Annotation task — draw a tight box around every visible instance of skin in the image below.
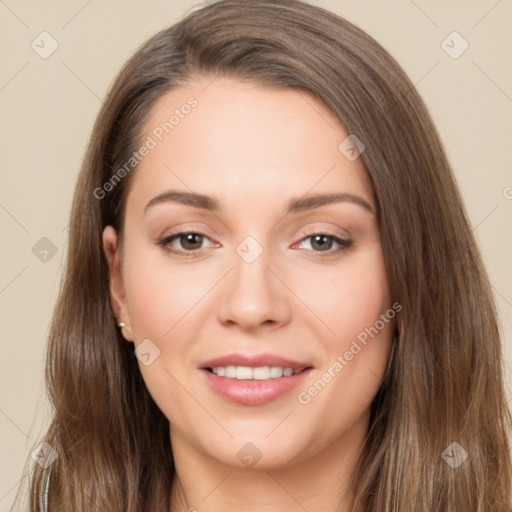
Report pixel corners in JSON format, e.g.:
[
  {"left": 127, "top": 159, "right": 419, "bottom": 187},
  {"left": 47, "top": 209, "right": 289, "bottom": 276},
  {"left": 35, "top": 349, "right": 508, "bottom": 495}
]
[{"left": 103, "top": 76, "right": 395, "bottom": 512}]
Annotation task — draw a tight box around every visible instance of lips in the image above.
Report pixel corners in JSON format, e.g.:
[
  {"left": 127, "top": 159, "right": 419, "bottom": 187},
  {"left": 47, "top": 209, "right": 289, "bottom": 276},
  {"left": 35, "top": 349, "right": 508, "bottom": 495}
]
[
  {"left": 200, "top": 353, "right": 313, "bottom": 406},
  {"left": 209, "top": 366, "right": 302, "bottom": 379},
  {"left": 201, "top": 353, "right": 311, "bottom": 371}
]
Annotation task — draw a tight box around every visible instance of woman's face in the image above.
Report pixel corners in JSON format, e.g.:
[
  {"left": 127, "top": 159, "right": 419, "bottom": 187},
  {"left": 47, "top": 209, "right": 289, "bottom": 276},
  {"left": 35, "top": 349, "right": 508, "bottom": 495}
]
[{"left": 104, "top": 77, "right": 395, "bottom": 469}]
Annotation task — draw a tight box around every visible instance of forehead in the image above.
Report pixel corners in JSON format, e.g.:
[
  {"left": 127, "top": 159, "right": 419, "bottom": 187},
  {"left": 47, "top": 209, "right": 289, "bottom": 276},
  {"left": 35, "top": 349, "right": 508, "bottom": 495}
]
[{"left": 126, "top": 76, "right": 374, "bottom": 214}]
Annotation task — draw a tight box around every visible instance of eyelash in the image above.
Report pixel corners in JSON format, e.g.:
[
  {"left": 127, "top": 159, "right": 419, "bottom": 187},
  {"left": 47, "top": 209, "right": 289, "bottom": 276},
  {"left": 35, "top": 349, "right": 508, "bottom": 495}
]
[{"left": 156, "top": 230, "right": 352, "bottom": 258}]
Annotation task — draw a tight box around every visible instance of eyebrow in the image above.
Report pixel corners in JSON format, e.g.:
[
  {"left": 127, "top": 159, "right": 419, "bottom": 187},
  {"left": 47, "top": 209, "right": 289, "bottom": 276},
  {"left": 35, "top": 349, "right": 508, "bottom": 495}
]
[{"left": 144, "top": 190, "right": 375, "bottom": 214}]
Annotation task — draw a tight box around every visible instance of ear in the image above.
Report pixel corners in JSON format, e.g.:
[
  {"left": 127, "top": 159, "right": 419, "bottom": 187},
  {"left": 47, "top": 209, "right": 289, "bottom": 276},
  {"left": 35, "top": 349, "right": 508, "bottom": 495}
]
[{"left": 102, "top": 226, "right": 134, "bottom": 341}]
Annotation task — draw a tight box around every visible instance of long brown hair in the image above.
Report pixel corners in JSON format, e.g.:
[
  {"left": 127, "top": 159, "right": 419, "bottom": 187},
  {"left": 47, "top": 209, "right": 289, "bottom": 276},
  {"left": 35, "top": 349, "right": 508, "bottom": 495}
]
[{"left": 14, "top": 0, "right": 511, "bottom": 510}]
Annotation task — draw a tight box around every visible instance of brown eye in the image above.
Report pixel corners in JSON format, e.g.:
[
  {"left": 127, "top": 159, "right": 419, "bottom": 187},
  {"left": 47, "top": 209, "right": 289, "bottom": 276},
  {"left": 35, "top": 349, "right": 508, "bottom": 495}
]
[
  {"left": 295, "top": 233, "right": 352, "bottom": 255},
  {"left": 157, "top": 231, "right": 214, "bottom": 257},
  {"left": 310, "top": 234, "right": 335, "bottom": 251},
  {"left": 177, "top": 233, "right": 204, "bottom": 251}
]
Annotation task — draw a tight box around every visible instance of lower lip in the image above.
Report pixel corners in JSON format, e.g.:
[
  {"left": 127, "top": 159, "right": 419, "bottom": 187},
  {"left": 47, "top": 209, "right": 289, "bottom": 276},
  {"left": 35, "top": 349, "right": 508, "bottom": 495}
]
[{"left": 201, "top": 368, "right": 312, "bottom": 406}]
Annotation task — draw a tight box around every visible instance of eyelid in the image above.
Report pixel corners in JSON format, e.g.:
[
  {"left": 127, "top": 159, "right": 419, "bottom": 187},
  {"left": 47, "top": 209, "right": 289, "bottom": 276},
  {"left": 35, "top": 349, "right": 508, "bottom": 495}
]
[
  {"left": 156, "top": 223, "right": 218, "bottom": 244},
  {"left": 297, "top": 225, "right": 352, "bottom": 241}
]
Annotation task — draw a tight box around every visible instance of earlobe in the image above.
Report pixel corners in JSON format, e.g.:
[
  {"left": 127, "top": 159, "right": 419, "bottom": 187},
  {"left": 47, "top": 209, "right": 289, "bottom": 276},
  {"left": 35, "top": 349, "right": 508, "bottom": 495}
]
[{"left": 102, "top": 226, "right": 134, "bottom": 341}]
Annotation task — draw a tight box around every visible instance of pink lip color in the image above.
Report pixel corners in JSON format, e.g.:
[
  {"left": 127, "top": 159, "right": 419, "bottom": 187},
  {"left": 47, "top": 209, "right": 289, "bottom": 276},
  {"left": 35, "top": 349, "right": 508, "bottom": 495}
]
[
  {"left": 200, "top": 353, "right": 313, "bottom": 406},
  {"left": 201, "top": 368, "right": 312, "bottom": 406},
  {"left": 201, "top": 353, "right": 310, "bottom": 371}
]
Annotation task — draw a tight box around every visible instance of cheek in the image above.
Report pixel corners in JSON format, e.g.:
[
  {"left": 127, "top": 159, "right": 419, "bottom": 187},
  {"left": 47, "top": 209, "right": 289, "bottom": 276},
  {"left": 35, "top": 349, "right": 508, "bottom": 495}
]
[
  {"left": 120, "top": 242, "right": 209, "bottom": 420},
  {"left": 291, "top": 247, "right": 394, "bottom": 408},
  {"left": 122, "top": 242, "right": 211, "bottom": 340},
  {"left": 294, "top": 247, "right": 392, "bottom": 344}
]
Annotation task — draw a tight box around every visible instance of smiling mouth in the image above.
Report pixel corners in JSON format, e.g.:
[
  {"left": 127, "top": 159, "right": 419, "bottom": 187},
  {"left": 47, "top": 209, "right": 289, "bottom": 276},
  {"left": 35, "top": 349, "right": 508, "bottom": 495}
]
[
  {"left": 201, "top": 361, "right": 314, "bottom": 405},
  {"left": 205, "top": 365, "right": 311, "bottom": 380}
]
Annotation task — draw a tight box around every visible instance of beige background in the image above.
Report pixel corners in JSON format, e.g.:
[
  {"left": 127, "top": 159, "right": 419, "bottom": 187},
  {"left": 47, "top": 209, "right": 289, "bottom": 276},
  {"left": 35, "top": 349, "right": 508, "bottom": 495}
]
[{"left": 1, "top": 0, "right": 511, "bottom": 507}]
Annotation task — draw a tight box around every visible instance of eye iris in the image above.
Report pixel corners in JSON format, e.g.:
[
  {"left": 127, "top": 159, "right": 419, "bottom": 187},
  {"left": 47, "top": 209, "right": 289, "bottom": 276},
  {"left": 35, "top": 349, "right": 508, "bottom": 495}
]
[
  {"left": 181, "top": 233, "right": 203, "bottom": 250},
  {"left": 311, "top": 234, "right": 333, "bottom": 251}
]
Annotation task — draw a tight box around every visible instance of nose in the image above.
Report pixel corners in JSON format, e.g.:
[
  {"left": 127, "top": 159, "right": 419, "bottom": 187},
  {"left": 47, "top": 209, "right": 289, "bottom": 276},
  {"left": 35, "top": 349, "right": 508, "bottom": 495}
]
[{"left": 216, "top": 241, "right": 291, "bottom": 331}]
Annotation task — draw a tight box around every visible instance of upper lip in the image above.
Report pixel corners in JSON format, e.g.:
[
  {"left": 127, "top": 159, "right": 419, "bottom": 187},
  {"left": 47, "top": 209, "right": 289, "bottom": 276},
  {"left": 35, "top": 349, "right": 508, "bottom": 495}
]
[{"left": 201, "top": 353, "right": 312, "bottom": 371}]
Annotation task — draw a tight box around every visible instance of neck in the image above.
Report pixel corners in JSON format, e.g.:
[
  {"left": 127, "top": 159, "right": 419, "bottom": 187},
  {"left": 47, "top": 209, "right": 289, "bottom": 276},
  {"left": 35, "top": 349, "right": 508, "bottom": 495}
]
[{"left": 169, "top": 412, "right": 369, "bottom": 512}]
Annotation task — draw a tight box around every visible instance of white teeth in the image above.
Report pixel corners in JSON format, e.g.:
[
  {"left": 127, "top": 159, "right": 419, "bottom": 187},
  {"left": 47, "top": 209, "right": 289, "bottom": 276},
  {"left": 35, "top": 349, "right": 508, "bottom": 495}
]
[
  {"left": 225, "top": 365, "right": 237, "bottom": 378},
  {"left": 269, "top": 366, "right": 283, "bottom": 378},
  {"left": 253, "top": 366, "right": 271, "bottom": 380},
  {"left": 236, "top": 366, "right": 253, "bottom": 379},
  {"left": 210, "top": 366, "right": 302, "bottom": 380}
]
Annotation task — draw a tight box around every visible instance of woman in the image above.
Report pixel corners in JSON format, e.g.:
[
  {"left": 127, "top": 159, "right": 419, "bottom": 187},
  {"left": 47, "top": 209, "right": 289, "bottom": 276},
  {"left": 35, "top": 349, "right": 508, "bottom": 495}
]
[{"left": 15, "top": 0, "right": 511, "bottom": 510}]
